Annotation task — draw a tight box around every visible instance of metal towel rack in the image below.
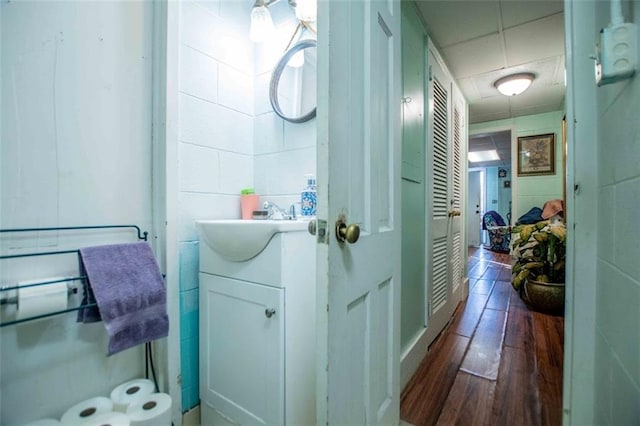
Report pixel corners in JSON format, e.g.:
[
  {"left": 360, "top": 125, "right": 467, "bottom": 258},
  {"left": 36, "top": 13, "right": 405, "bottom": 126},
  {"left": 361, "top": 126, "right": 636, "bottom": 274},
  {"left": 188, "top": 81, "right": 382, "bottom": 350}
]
[{"left": 0, "top": 225, "right": 149, "bottom": 327}]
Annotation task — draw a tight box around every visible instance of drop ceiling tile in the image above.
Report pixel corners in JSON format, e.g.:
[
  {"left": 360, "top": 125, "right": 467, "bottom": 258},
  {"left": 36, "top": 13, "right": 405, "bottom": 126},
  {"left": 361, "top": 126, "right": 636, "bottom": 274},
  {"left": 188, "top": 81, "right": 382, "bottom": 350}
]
[
  {"left": 415, "top": 0, "right": 500, "bottom": 48},
  {"left": 508, "top": 84, "right": 565, "bottom": 109},
  {"left": 469, "top": 96, "right": 511, "bottom": 124},
  {"left": 442, "top": 33, "right": 505, "bottom": 78},
  {"left": 504, "top": 13, "right": 565, "bottom": 66},
  {"left": 468, "top": 137, "right": 495, "bottom": 151},
  {"left": 458, "top": 77, "right": 482, "bottom": 102},
  {"left": 509, "top": 85, "right": 565, "bottom": 112},
  {"left": 510, "top": 102, "right": 563, "bottom": 118},
  {"left": 500, "top": 0, "right": 563, "bottom": 29},
  {"left": 470, "top": 110, "right": 512, "bottom": 124}
]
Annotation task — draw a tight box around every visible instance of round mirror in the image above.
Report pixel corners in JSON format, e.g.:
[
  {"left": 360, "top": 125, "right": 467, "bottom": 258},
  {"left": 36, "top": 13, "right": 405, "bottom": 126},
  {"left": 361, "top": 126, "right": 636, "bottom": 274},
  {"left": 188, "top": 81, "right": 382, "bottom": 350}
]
[{"left": 269, "top": 39, "right": 317, "bottom": 123}]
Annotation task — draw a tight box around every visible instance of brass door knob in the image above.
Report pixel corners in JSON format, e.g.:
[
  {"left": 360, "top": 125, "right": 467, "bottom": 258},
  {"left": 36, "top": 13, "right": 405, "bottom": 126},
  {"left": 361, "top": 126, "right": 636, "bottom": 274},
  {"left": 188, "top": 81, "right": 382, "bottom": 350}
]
[{"left": 336, "top": 221, "right": 360, "bottom": 244}]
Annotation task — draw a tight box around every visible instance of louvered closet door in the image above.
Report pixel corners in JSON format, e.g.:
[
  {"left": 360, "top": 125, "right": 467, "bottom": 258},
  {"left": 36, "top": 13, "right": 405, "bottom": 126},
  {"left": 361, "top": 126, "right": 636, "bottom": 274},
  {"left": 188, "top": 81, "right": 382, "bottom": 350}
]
[
  {"left": 451, "top": 88, "right": 464, "bottom": 295},
  {"left": 425, "top": 48, "right": 453, "bottom": 344}
]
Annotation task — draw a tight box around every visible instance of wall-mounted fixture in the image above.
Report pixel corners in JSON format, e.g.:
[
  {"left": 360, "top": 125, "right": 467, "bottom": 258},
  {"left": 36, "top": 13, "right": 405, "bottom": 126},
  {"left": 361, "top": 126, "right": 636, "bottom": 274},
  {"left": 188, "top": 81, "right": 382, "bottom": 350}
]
[
  {"left": 250, "top": 0, "right": 317, "bottom": 43},
  {"left": 593, "top": 0, "right": 637, "bottom": 86},
  {"left": 493, "top": 73, "right": 535, "bottom": 96}
]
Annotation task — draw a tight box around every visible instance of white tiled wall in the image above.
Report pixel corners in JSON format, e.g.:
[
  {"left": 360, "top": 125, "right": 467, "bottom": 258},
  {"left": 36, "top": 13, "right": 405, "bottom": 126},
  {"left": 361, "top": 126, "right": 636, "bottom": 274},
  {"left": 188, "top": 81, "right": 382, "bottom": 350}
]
[
  {"left": 591, "top": 2, "right": 640, "bottom": 424},
  {"left": 178, "top": 1, "right": 316, "bottom": 243}
]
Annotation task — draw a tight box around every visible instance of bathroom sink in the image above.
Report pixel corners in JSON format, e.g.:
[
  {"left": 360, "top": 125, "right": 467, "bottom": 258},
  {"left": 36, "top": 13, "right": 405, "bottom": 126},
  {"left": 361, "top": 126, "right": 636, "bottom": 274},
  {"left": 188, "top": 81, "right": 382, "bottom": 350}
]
[{"left": 196, "top": 219, "right": 309, "bottom": 262}]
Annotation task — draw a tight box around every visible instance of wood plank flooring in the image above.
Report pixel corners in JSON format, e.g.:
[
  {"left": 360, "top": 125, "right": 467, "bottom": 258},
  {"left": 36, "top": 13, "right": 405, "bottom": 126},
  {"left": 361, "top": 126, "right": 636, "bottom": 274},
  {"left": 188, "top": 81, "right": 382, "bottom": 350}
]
[{"left": 400, "top": 247, "right": 564, "bottom": 426}]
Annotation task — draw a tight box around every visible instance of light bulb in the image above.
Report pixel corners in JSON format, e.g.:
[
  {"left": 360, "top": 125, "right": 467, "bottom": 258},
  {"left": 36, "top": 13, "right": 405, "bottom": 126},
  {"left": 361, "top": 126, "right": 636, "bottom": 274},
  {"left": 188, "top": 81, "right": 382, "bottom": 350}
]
[{"left": 250, "top": 4, "right": 274, "bottom": 42}]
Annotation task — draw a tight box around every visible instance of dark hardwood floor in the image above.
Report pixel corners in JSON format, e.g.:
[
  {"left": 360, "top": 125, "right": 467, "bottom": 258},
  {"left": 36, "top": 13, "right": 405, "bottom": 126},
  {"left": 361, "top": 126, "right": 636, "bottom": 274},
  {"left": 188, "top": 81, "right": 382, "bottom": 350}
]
[{"left": 400, "top": 247, "right": 564, "bottom": 426}]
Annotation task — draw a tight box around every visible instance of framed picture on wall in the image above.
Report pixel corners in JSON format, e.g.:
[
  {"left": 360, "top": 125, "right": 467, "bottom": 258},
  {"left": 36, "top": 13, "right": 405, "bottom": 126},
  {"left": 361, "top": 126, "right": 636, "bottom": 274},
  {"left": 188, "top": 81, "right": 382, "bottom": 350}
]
[{"left": 517, "top": 133, "right": 555, "bottom": 176}]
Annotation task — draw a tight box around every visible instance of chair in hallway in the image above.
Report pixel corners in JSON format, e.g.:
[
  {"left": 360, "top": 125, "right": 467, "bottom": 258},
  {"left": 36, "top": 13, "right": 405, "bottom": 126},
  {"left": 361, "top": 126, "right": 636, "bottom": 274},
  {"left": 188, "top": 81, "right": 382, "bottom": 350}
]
[{"left": 483, "top": 210, "right": 510, "bottom": 253}]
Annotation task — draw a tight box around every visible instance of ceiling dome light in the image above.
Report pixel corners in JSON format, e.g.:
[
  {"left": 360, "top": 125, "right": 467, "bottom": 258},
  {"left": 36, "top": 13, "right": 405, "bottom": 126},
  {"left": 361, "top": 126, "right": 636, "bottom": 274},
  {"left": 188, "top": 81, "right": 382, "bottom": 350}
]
[{"left": 494, "top": 73, "right": 535, "bottom": 96}]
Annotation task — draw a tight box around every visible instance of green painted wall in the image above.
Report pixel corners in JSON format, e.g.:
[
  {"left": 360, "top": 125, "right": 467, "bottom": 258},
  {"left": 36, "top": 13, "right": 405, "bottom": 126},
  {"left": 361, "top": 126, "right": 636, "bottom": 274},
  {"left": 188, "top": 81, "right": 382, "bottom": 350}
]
[
  {"left": 470, "top": 110, "right": 565, "bottom": 219},
  {"left": 400, "top": 3, "right": 426, "bottom": 349}
]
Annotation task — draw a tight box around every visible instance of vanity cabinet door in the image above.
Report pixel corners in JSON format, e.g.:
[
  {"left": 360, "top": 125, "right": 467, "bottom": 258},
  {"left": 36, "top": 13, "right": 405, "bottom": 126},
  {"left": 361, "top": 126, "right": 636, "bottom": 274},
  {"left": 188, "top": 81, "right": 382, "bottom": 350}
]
[{"left": 199, "top": 273, "right": 284, "bottom": 425}]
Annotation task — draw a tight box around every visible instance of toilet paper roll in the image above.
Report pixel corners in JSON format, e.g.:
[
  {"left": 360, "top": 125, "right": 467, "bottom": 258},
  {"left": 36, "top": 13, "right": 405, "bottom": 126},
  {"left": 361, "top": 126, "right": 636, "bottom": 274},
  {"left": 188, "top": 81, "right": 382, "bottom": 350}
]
[
  {"left": 81, "top": 412, "right": 130, "bottom": 426},
  {"left": 22, "top": 419, "right": 61, "bottom": 426},
  {"left": 17, "top": 278, "right": 68, "bottom": 322},
  {"left": 110, "top": 378, "right": 155, "bottom": 412},
  {"left": 60, "top": 396, "right": 114, "bottom": 425},
  {"left": 125, "top": 393, "right": 172, "bottom": 426}
]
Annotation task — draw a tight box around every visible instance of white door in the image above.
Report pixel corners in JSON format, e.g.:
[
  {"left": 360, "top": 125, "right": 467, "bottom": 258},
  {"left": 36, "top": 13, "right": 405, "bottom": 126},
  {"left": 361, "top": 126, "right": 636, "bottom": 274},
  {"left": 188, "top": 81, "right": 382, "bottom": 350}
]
[
  {"left": 427, "top": 43, "right": 462, "bottom": 342},
  {"left": 316, "top": 0, "right": 401, "bottom": 424},
  {"left": 467, "top": 170, "right": 483, "bottom": 247}
]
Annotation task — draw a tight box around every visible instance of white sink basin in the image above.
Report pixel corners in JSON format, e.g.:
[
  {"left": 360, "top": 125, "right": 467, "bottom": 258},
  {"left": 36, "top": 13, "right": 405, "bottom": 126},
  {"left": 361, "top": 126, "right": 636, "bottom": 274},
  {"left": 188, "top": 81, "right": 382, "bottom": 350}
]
[{"left": 196, "top": 219, "right": 309, "bottom": 262}]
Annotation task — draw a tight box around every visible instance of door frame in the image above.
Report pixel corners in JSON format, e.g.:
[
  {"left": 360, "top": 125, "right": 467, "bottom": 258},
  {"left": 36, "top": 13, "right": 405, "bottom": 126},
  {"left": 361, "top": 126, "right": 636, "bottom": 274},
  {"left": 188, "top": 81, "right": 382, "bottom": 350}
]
[{"left": 468, "top": 125, "right": 517, "bottom": 227}]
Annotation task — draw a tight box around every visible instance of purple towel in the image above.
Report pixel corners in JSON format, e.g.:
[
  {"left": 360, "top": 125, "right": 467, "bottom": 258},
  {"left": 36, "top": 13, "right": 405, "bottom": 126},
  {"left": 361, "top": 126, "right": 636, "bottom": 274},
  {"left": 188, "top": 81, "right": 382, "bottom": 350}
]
[{"left": 77, "top": 242, "right": 169, "bottom": 356}]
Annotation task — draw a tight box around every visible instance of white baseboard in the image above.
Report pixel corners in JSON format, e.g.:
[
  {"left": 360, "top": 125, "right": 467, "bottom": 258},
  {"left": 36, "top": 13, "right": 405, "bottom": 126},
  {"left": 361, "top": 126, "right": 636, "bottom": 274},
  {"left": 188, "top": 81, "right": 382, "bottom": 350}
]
[{"left": 400, "top": 327, "right": 430, "bottom": 390}]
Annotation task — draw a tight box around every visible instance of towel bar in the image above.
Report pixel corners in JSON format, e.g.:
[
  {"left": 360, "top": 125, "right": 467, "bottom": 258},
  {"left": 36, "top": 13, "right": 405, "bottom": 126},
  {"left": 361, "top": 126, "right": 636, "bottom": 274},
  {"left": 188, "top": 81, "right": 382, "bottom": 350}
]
[{"left": 0, "top": 224, "right": 148, "bottom": 327}]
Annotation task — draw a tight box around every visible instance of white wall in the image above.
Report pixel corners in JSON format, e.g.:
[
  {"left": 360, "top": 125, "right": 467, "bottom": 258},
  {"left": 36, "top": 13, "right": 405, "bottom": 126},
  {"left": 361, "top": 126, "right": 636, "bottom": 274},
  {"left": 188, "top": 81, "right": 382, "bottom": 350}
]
[
  {"left": 1, "top": 2, "right": 154, "bottom": 424},
  {"left": 174, "top": 0, "right": 316, "bottom": 413},
  {"left": 591, "top": 1, "right": 640, "bottom": 424}
]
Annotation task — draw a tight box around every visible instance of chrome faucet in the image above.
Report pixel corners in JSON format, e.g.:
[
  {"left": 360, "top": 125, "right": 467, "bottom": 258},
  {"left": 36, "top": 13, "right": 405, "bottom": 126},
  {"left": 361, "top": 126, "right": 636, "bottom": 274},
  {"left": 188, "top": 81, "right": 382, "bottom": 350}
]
[{"left": 263, "top": 201, "right": 295, "bottom": 220}]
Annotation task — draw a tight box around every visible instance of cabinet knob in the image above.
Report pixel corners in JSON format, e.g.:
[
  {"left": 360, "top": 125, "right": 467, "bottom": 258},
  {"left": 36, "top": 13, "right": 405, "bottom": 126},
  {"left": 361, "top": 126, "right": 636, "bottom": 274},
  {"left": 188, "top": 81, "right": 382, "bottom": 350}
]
[{"left": 265, "top": 308, "right": 276, "bottom": 318}]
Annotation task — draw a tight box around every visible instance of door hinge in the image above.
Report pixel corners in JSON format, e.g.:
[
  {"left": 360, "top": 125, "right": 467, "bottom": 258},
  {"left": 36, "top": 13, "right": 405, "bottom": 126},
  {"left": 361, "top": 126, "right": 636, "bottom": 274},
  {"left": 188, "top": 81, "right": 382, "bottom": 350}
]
[
  {"left": 326, "top": 304, "right": 329, "bottom": 312},
  {"left": 428, "top": 65, "right": 433, "bottom": 81},
  {"left": 428, "top": 301, "right": 432, "bottom": 317}
]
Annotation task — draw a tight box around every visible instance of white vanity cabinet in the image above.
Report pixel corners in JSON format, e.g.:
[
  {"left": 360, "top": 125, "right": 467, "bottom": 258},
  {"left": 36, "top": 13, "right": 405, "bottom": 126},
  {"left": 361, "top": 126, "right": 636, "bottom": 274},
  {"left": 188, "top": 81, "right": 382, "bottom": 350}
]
[{"left": 197, "top": 224, "right": 315, "bottom": 426}]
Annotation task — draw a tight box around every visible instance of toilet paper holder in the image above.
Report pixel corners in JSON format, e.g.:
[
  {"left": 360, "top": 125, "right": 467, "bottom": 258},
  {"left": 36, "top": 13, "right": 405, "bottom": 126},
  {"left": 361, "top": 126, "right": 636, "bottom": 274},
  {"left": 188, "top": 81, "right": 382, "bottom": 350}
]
[
  {"left": 0, "top": 224, "right": 149, "bottom": 327},
  {"left": 0, "top": 278, "right": 79, "bottom": 306}
]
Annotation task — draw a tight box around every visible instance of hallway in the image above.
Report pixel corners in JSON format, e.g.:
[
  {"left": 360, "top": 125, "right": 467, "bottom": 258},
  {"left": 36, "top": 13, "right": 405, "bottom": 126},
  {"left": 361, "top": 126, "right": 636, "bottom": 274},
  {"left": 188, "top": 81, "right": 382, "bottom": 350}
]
[{"left": 401, "top": 247, "right": 564, "bottom": 426}]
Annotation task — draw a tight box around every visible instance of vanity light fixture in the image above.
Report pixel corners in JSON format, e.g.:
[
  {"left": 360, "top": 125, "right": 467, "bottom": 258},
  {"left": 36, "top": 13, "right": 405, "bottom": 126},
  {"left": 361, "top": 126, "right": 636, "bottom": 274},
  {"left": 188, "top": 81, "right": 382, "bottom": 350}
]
[
  {"left": 250, "top": 0, "right": 317, "bottom": 43},
  {"left": 493, "top": 73, "right": 535, "bottom": 96}
]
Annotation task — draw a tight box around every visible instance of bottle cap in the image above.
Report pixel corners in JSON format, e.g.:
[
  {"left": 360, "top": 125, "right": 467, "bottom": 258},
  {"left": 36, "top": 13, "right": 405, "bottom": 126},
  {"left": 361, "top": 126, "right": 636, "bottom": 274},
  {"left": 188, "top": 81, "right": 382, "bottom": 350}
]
[
  {"left": 241, "top": 188, "right": 255, "bottom": 195},
  {"left": 305, "top": 174, "right": 316, "bottom": 187}
]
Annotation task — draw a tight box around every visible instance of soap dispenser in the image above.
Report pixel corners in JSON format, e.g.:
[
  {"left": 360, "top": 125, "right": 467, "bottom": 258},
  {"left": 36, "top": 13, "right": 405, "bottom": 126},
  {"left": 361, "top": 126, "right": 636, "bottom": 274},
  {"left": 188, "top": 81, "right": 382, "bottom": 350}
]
[{"left": 300, "top": 174, "right": 317, "bottom": 217}]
